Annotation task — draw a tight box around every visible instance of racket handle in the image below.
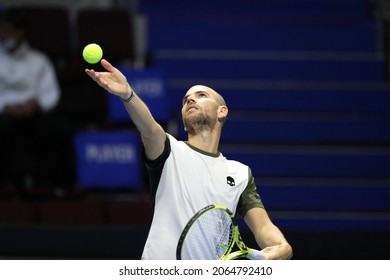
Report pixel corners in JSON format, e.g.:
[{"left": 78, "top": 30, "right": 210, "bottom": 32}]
[{"left": 247, "top": 249, "right": 266, "bottom": 260}]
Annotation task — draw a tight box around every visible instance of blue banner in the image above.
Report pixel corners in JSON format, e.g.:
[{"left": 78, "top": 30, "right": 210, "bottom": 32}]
[
  {"left": 74, "top": 131, "right": 142, "bottom": 190},
  {"left": 108, "top": 68, "right": 169, "bottom": 122}
]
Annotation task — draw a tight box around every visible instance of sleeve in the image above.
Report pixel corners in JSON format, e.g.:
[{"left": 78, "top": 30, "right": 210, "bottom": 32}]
[
  {"left": 236, "top": 167, "right": 264, "bottom": 218},
  {"left": 142, "top": 134, "right": 170, "bottom": 196}
]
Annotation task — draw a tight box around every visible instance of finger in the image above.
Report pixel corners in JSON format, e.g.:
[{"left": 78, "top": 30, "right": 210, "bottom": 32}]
[
  {"left": 101, "top": 59, "right": 115, "bottom": 72},
  {"left": 85, "top": 69, "right": 102, "bottom": 84},
  {"left": 85, "top": 69, "right": 96, "bottom": 78}
]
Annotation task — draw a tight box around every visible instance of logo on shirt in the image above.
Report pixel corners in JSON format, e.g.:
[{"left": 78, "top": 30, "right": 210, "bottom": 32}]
[{"left": 226, "top": 176, "right": 235, "bottom": 187}]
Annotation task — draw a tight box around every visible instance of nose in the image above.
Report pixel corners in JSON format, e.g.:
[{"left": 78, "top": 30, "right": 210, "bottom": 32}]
[
  {"left": 184, "top": 95, "right": 195, "bottom": 106},
  {"left": 187, "top": 97, "right": 195, "bottom": 104}
]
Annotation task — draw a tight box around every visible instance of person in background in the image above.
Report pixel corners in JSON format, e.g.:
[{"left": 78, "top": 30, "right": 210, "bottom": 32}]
[{"left": 0, "top": 8, "right": 75, "bottom": 191}]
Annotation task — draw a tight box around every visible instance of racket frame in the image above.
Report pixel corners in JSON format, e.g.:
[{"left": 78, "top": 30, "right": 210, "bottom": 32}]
[
  {"left": 218, "top": 205, "right": 251, "bottom": 260},
  {"left": 177, "top": 204, "right": 251, "bottom": 260}
]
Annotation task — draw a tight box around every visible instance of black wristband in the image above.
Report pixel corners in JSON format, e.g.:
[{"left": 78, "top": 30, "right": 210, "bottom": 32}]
[{"left": 121, "top": 89, "right": 134, "bottom": 102}]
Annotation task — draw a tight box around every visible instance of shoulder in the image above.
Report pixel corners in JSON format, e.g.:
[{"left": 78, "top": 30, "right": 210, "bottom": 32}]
[
  {"left": 222, "top": 155, "right": 250, "bottom": 175},
  {"left": 166, "top": 133, "right": 191, "bottom": 152}
]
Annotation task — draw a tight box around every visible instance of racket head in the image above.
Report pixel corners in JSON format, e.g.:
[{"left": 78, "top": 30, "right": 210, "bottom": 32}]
[{"left": 176, "top": 204, "right": 235, "bottom": 260}]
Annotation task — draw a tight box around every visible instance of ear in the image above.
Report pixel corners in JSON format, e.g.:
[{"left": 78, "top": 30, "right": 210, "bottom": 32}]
[{"left": 217, "top": 105, "right": 228, "bottom": 120}]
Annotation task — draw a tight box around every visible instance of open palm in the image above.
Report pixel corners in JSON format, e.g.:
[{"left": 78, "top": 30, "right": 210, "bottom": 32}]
[{"left": 85, "top": 59, "right": 130, "bottom": 98}]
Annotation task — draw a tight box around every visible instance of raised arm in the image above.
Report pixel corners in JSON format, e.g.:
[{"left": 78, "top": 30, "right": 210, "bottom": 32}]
[
  {"left": 244, "top": 207, "right": 293, "bottom": 260},
  {"left": 85, "top": 59, "right": 166, "bottom": 160}
]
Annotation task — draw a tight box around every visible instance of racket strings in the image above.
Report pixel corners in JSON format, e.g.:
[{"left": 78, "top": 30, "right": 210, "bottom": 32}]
[
  {"left": 181, "top": 208, "right": 233, "bottom": 260},
  {"left": 212, "top": 210, "right": 233, "bottom": 256}
]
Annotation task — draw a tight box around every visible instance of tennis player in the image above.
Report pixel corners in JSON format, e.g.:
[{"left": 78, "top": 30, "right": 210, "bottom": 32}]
[{"left": 86, "top": 59, "right": 293, "bottom": 260}]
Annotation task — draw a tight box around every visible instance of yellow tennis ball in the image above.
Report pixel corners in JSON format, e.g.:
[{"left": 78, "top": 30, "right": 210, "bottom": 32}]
[{"left": 82, "top": 43, "right": 103, "bottom": 64}]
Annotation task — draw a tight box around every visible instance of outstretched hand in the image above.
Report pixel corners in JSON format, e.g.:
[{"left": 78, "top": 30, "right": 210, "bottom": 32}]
[{"left": 85, "top": 59, "right": 132, "bottom": 99}]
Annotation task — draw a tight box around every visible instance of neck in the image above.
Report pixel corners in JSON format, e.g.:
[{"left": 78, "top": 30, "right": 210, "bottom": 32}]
[{"left": 186, "top": 129, "right": 221, "bottom": 154}]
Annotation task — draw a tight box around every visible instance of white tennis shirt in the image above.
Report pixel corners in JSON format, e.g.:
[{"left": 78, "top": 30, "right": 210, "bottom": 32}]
[{"left": 141, "top": 134, "right": 263, "bottom": 260}]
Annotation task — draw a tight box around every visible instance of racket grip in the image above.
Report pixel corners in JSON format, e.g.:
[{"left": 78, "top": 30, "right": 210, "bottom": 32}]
[{"left": 247, "top": 249, "right": 266, "bottom": 260}]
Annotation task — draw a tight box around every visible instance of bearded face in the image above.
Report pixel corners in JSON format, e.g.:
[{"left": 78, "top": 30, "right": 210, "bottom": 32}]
[
  {"left": 181, "top": 86, "right": 227, "bottom": 135},
  {"left": 183, "top": 109, "right": 217, "bottom": 135}
]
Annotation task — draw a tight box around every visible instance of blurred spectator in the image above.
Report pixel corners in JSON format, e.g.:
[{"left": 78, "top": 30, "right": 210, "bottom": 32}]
[{"left": 0, "top": 8, "right": 75, "bottom": 191}]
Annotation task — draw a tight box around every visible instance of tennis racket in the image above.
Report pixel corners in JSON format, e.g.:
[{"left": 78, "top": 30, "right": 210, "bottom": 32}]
[{"left": 176, "top": 204, "right": 266, "bottom": 260}]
